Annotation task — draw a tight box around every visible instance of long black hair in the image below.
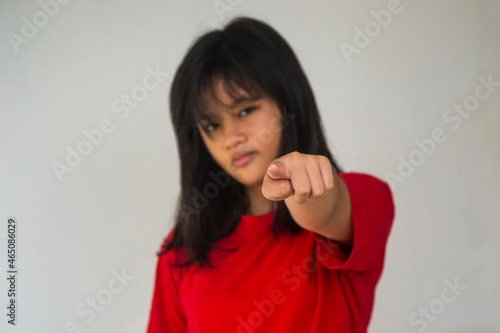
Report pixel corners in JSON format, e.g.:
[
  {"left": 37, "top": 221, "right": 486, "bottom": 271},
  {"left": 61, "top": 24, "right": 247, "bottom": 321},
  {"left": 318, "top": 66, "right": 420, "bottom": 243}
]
[{"left": 158, "top": 16, "right": 344, "bottom": 268}]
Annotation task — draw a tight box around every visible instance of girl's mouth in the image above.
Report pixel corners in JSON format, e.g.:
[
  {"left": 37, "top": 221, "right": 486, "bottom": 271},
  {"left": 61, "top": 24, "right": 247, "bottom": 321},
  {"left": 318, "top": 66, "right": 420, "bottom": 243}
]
[{"left": 233, "top": 152, "right": 256, "bottom": 167}]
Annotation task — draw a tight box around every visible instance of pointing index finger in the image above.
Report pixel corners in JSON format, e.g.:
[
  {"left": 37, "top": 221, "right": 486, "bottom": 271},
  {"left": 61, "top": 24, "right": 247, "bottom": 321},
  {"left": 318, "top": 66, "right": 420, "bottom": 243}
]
[{"left": 267, "top": 160, "right": 289, "bottom": 180}]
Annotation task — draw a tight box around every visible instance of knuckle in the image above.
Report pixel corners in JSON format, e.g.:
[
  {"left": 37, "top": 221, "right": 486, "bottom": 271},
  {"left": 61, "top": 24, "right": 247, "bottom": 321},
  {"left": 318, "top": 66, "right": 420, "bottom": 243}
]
[
  {"left": 313, "top": 189, "right": 325, "bottom": 197},
  {"left": 312, "top": 191, "right": 326, "bottom": 201},
  {"left": 279, "top": 181, "right": 290, "bottom": 193},
  {"left": 297, "top": 186, "right": 310, "bottom": 195}
]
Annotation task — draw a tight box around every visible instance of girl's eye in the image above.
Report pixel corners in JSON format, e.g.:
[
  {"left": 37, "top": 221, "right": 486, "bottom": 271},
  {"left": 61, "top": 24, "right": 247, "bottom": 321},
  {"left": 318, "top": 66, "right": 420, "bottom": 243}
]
[
  {"left": 239, "top": 107, "right": 255, "bottom": 117},
  {"left": 203, "top": 123, "right": 218, "bottom": 133},
  {"left": 202, "top": 107, "right": 256, "bottom": 133}
]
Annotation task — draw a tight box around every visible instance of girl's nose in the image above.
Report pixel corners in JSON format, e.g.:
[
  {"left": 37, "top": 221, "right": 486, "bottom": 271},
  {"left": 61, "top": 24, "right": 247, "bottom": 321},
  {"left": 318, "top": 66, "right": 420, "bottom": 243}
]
[{"left": 224, "top": 120, "right": 246, "bottom": 149}]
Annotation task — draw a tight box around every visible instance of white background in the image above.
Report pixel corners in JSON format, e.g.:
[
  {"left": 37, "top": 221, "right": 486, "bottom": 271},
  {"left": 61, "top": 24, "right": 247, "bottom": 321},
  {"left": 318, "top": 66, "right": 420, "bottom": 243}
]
[{"left": 1, "top": 0, "right": 499, "bottom": 332}]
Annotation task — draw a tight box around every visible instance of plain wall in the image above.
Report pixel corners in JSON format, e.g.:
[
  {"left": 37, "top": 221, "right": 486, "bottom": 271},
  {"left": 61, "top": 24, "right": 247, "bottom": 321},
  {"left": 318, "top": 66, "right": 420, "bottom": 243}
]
[{"left": 1, "top": 0, "right": 499, "bottom": 332}]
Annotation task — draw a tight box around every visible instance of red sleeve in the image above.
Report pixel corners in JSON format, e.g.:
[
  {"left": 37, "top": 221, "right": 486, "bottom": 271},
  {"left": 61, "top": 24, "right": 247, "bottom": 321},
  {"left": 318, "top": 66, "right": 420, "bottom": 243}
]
[
  {"left": 146, "top": 231, "right": 187, "bottom": 332},
  {"left": 314, "top": 172, "right": 395, "bottom": 272}
]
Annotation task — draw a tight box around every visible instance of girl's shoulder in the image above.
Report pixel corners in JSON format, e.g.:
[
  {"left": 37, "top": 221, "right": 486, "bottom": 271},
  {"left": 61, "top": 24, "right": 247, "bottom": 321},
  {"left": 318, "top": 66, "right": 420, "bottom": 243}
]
[{"left": 158, "top": 227, "right": 189, "bottom": 265}]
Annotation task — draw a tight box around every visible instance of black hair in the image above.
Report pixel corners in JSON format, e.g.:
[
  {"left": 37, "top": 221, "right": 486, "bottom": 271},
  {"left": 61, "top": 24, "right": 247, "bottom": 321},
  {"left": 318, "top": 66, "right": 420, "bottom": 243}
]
[{"left": 158, "top": 16, "right": 344, "bottom": 268}]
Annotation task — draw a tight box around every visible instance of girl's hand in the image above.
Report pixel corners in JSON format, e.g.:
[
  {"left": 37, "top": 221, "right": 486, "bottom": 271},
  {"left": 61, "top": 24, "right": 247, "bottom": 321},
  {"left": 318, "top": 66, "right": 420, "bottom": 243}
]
[
  {"left": 262, "top": 151, "right": 335, "bottom": 204},
  {"left": 262, "top": 151, "right": 353, "bottom": 244}
]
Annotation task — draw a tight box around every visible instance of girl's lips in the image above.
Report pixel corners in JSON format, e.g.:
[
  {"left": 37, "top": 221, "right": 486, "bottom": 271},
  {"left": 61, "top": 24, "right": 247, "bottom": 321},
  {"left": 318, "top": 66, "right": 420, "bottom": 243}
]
[{"left": 233, "top": 152, "right": 256, "bottom": 167}]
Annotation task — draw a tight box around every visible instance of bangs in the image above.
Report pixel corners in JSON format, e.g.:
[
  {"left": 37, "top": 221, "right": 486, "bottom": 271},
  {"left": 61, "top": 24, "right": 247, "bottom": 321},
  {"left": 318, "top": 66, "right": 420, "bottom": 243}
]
[{"left": 191, "top": 69, "right": 265, "bottom": 124}]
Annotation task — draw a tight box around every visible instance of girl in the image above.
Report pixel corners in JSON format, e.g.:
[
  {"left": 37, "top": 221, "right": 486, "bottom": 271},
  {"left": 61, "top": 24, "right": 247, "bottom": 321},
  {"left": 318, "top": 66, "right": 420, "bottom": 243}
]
[{"left": 146, "top": 16, "right": 395, "bottom": 333}]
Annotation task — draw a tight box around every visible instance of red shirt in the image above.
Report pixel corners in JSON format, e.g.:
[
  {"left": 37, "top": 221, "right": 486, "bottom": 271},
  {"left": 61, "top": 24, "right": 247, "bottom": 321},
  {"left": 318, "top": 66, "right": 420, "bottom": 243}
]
[{"left": 146, "top": 172, "right": 395, "bottom": 332}]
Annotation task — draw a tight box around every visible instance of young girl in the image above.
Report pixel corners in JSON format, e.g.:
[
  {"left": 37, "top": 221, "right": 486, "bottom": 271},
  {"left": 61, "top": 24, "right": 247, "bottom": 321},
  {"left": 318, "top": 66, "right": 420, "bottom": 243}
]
[{"left": 146, "top": 16, "right": 395, "bottom": 333}]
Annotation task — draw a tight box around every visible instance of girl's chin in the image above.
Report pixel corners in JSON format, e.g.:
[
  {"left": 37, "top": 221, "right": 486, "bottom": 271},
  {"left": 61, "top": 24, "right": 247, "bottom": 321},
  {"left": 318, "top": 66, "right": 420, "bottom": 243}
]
[{"left": 233, "top": 174, "right": 265, "bottom": 187}]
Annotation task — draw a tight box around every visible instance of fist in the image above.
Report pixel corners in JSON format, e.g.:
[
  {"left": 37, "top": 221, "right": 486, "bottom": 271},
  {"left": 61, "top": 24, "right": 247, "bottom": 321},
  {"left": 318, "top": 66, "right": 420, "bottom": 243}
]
[{"left": 262, "top": 151, "right": 335, "bottom": 204}]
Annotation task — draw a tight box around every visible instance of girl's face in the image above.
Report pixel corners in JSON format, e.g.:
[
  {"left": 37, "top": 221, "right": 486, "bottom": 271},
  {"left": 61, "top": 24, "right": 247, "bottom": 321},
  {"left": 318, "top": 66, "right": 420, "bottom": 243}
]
[{"left": 196, "top": 79, "right": 282, "bottom": 189}]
